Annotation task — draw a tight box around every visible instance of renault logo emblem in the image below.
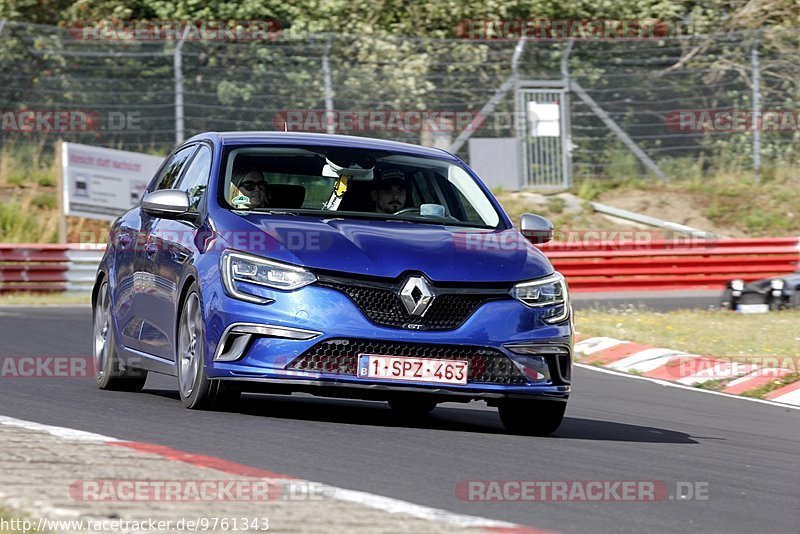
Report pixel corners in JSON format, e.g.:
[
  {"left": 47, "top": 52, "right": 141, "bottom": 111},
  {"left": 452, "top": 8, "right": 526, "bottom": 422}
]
[{"left": 399, "top": 276, "right": 435, "bottom": 317}]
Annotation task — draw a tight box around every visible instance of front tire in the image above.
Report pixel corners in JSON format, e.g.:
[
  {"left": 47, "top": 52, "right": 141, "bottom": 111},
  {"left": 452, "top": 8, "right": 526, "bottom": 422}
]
[
  {"left": 498, "top": 399, "right": 566, "bottom": 436},
  {"left": 94, "top": 280, "right": 147, "bottom": 391},
  {"left": 177, "top": 283, "right": 240, "bottom": 410}
]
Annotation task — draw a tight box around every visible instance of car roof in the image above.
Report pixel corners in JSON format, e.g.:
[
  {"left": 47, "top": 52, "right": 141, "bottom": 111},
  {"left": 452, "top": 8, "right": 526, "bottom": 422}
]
[{"left": 184, "top": 131, "right": 457, "bottom": 160}]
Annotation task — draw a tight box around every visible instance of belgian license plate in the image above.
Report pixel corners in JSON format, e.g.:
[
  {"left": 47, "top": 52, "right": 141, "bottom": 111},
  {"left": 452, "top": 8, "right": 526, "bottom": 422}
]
[
  {"left": 736, "top": 303, "right": 769, "bottom": 314},
  {"left": 357, "top": 355, "right": 468, "bottom": 385}
]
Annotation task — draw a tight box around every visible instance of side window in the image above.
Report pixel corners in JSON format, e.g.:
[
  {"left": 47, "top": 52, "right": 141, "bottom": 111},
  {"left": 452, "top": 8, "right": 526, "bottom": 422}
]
[
  {"left": 151, "top": 145, "right": 197, "bottom": 192},
  {"left": 177, "top": 145, "right": 212, "bottom": 212}
]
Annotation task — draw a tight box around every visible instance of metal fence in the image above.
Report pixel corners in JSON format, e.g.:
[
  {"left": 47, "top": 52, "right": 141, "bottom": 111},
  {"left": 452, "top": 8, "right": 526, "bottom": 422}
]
[{"left": 0, "top": 21, "right": 798, "bottom": 188}]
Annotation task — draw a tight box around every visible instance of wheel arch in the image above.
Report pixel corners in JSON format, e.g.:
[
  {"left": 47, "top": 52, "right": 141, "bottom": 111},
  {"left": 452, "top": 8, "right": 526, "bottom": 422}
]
[{"left": 91, "top": 269, "right": 107, "bottom": 309}]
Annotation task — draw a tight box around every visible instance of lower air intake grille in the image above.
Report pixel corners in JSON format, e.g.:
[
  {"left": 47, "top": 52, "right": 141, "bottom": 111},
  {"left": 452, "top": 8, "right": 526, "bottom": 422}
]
[{"left": 287, "top": 338, "right": 527, "bottom": 385}]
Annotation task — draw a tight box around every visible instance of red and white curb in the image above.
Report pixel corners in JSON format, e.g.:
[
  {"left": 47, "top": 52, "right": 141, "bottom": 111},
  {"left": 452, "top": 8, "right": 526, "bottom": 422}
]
[
  {"left": 575, "top": 337, "right": 800, "bottom": 407},
  {"left": 0, "top": 415, "right": 552, "bottom": 534}
]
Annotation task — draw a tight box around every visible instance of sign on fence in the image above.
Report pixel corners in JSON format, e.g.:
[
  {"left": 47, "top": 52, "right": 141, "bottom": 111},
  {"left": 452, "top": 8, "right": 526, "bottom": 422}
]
[{"left": 60, "top": 142, "right": 163, "bottom": 221}]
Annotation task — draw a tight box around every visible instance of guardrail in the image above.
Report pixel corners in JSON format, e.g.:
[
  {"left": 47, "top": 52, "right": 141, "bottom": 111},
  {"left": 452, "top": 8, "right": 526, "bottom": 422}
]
[
  {"left": 0, "top": 244, "right": 103, "bottom": 293},
  {"left": 0, "top": 238, "right": 798, "bottom": 293},
  {"left": 540, "top": 237, "right": 800, "bottom": 291}
]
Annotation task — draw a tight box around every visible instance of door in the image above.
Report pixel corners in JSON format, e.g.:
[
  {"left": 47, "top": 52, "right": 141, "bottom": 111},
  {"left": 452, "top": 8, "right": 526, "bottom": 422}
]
[
  {"left": 110, "top": 209, "right": 145, "bottom": 351},
  {"left": 140, "top": 144, "right": 212, "bottom": 360},
  {"left": 134, "top": 144, "right": 198, "bottom": 358}
]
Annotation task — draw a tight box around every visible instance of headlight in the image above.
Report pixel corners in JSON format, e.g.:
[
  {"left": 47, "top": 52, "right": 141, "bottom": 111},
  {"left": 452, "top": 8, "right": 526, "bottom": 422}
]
[
  {"left": 731, "top": 279, "right": 745, "bottom": 292},
  {"left": 510, "top": 272, "right": 570, "bottom": 323},
  {"left": 221, "top": 250, "right": 316, "bottom": 303},
  {"left": 770, "top": 279, "right": 785, "bottom": 291}
]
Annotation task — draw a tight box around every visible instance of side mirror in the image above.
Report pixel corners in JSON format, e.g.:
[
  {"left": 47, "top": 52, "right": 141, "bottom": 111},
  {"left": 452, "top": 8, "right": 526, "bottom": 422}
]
[
  {"left": 520, "top": 213, "right": 554, "bottom": 244},
  {"left": 142, "top": 189, "right": 191, "bottom": 220}
]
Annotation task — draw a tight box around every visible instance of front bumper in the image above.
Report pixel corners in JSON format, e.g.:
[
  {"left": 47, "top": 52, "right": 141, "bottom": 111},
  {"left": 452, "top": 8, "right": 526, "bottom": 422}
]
[{"left": 200, "top": 276, "right": 573, "bottom": 401}]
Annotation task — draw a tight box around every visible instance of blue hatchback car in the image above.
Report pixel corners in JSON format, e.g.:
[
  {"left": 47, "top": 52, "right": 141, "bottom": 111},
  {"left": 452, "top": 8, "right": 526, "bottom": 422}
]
[{"left": 93, "top": 132, "right": 572, "bottom": 435}]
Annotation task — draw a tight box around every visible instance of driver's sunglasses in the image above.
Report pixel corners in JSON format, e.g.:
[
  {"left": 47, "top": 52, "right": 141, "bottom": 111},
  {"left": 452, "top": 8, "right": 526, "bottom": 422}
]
[{"left": 239, "top": 181, "right": 267, "bottom": 192}]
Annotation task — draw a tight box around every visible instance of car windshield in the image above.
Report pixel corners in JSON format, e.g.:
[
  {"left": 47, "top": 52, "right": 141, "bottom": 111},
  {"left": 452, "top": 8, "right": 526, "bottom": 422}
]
[{"left": 220, "top": 145, "right": 502, "bottom": 228}]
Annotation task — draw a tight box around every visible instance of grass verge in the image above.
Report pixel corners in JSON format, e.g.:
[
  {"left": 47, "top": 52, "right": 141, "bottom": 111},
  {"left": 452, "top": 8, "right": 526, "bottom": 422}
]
[
  {"left": 576, "top": 307, "right": 800, "bottom": 360},
  {"left": 740, "top": 373, "right": 800, "bottom": 398},
  {"left": 0, "top": 507, "right": 35, "bottom": 534}
]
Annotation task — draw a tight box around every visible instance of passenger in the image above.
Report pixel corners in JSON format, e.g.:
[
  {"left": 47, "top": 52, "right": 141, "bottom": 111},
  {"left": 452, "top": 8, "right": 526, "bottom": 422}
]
[{"left": 231, "top": 169, "right": 270, "bottom": 209}]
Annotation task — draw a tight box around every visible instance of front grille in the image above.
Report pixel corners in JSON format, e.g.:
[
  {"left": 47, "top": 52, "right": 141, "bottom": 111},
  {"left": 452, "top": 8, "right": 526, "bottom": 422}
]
[
  {"left": 287, "top": 338, "right": 527, "bottom": 385},
  {"left": 317, "top": 279, "right": 506, "bottom": 330}
]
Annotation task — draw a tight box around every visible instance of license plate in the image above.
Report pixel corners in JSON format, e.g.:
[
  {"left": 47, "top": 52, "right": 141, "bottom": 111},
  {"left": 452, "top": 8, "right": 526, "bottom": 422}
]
[
  {"left": 357, "top": 354, "right": 468, "bottom": 385},
  {"left": 736, "top": 303, "right": 769, "bottom": 314}
]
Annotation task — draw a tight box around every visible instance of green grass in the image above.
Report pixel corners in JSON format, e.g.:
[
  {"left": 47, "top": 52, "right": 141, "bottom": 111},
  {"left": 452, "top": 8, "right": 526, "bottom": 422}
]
[
  {"left": 576, "top": 308, "right": 800, "bottom": 362},
  {"left": 0, "top": 508, "right": 29, "bottom": 534},
  {"left": 0, "top": 142, "right": 60, "bottom": 243},
  {"left": 0, "top": 199, "right": 60, "bottom": 243}
]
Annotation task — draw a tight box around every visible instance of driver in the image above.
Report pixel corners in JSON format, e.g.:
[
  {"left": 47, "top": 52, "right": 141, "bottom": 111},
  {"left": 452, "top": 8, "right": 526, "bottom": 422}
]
[{"left": 371, "top": 168, "right": 407, "bottom": 214}]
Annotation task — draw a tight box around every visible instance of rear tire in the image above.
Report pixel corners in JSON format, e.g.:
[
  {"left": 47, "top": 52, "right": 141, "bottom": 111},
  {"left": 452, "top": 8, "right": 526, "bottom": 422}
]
[
  {"left": 94, "top": 280, "right": 147, "bottom": 392},
  {"left": 498, "top": 400, "right": 566, "bottom": 436},
  {"left": 388, "top": 398, "right": 437, "bottom": 417},
  {"left": 177, "top": 283, "right": 241, "bottom": 410}
]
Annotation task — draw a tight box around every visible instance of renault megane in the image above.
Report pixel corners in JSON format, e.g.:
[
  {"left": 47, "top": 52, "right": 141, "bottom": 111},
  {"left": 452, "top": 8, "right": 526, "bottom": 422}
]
[{"left": 92, "top": 132, "right": 572, "bottom": 435}]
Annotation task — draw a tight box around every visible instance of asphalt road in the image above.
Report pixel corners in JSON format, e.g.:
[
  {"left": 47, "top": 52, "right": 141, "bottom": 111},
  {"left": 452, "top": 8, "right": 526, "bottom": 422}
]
[
  {"left": 0, "top": 306, "right": 797, "bottom": 534},
  {"left": 572, "top": 289, "right": 721, "bottom": 312}
]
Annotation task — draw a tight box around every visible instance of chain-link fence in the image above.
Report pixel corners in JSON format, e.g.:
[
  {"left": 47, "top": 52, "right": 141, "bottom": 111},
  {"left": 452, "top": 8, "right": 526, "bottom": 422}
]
[{"left": 1, "top": 21, "right": 798, "bottom": 187}]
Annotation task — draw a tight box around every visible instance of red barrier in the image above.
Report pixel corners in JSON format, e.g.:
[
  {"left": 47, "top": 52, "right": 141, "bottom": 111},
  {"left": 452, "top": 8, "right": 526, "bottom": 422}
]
[
  {"left": 0, "top": 245, "right": 71, "bottom": 292},
  {"left": 540, "top": 237, "right": 800, "bottom": 291}
]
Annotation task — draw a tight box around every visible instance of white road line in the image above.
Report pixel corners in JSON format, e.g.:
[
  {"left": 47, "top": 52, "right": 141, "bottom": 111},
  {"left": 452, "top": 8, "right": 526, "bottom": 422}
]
[
  {"left": 576, "top": 363, "right": 800, "bottom": 411},
  {"left": 0, "top": 414, "right": 526, "bottom": 531},
  {"left": 332, "top": 488, "right": 517, "bottom": 528},
  {"left": 0, "top": 415, "right": 121, "bottom": 441},
  {"left": 608, "top": 348, "right": 689, "bottom": 373},
  {"left": 574, "top": 337, "right": 625, "bottom": 355},
  {"left": 770, "top": 388, "right": 800, "bottom": 406}
]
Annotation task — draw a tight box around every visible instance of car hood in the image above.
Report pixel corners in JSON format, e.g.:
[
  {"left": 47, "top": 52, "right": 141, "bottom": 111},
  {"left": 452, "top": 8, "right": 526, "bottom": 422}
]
[{"left": 212, "top": 213, "right": 553, "bottom": 283}]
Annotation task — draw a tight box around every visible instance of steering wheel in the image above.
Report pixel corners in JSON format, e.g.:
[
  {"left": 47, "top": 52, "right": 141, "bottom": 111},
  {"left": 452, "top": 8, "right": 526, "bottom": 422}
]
[{"left": 392, "top": 207, "right": 420, "bottom": 216}]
